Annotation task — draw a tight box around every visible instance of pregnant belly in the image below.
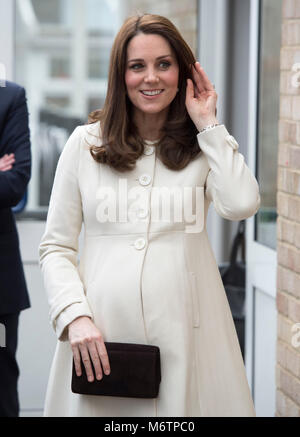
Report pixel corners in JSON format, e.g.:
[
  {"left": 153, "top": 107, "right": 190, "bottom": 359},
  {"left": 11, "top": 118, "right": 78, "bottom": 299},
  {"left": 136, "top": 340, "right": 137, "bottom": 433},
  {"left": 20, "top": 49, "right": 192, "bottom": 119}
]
[{"left": 81, "top": 234, "right": 194, "bottom": 344}]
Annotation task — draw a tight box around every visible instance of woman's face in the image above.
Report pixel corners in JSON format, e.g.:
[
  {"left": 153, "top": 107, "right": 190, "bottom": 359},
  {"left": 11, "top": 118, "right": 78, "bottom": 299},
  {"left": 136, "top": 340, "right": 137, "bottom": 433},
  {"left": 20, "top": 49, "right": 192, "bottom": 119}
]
[{"left": 125, "top": 33, "right": 179, "bottom": 117}]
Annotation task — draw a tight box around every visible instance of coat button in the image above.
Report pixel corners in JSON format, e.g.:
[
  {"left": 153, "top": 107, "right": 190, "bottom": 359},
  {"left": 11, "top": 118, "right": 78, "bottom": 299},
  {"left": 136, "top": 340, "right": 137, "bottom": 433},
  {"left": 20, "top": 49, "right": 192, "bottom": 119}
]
[
  {"left": 225, "top": 134, "right": 239, "bottom": 151},
  {"left": 144, "top": 145, "right": 155, "bottom": 156},
  {"left": 134, "top": 238, "right": 146, "bottom": 250},
  {"left": 139, "top": 174, "right": 152, "bottom": 186}
]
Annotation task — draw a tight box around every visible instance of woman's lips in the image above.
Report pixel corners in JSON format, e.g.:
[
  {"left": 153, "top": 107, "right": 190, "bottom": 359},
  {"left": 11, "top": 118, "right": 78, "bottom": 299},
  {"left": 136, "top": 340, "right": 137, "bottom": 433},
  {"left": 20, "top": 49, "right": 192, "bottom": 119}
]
[{"left": 140, "top": 89, "right": 164, "bottom": 99}]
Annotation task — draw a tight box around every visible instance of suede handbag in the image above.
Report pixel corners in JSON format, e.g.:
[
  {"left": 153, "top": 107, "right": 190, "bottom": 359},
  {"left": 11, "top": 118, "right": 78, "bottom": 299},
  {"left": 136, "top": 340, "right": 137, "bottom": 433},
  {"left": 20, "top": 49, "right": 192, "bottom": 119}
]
[{"left": 71, "top": 342, "right": 161, "bottom": 398}]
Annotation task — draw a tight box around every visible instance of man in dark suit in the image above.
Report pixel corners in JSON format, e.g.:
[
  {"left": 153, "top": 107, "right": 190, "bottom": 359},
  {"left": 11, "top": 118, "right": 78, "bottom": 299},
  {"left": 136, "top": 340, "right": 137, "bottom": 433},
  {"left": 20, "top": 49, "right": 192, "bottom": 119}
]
[{"left": 0, "top": 80, "right": 31, "bottom": 416}]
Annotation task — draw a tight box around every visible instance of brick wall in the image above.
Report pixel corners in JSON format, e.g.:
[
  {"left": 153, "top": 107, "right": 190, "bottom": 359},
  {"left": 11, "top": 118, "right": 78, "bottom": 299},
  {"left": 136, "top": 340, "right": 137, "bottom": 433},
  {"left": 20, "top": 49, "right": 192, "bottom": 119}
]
[
  {"left": 122, "top": 0, "right": 198, "bottom": 56},
  {"left": 277, "top": 0, "right": 300, "bottom": 417}
]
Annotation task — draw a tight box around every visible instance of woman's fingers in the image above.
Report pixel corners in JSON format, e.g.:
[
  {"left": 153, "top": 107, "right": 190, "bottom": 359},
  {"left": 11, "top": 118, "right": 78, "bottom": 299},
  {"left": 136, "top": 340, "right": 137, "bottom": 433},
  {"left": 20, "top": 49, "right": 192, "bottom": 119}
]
[
  {"left": 79, "top": 344, "right": 95, "bottom": 382},
  {"left": 73, "top": 340, "right": 110, "bottom": 382},
  {"left": 68, "top": 317, "right": 111, "bottom": 383},
  {"left": 193, "top": 82, "right": 200, "bottom": 99},
  {"left": 72, "top": 345, "right": 82, "bottom": 377},
  {"left": 96, "top": 340, "right": 111, "bottom": 376},
  {"left": 88, "top": 341, "right": 103, "bottom": 380},
  {"left": 192, "top": 63, "right": 205, "bottom": 93},
  {"left": 186, "top": 78, "right": 196, "bottom": 101},
  {"left": 194, "top": 62, "right": 215, "bottom": 91}
]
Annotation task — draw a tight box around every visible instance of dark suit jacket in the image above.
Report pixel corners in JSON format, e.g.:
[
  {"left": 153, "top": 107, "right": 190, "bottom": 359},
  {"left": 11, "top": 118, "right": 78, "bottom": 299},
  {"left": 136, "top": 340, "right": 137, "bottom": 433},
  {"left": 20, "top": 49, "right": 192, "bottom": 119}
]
[{"left": 0, "top": 81, "right": 31, "bottom": 314}]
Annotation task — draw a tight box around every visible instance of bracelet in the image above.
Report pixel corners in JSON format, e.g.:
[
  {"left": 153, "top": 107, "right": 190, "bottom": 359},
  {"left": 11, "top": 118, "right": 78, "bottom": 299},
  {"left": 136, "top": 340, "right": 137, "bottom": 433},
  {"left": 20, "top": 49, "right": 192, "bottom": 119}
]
[{"left": 198, "top": 123, "right": 221, "bottom": 134}]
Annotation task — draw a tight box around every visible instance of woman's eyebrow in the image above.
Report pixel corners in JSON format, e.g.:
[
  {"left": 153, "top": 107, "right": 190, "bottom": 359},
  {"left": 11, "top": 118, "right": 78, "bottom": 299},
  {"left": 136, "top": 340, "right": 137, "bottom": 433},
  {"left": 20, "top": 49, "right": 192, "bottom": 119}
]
[{"left": 127, "top": 54, "right": 173, "bottom": 63}]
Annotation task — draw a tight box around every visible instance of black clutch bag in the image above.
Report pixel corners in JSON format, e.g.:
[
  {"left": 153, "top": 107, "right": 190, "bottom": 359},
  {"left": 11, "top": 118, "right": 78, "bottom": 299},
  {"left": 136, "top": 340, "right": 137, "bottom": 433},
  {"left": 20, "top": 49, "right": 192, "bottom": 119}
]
[{"left": 71, "top": 342, "right": 161, "bottom": 399}]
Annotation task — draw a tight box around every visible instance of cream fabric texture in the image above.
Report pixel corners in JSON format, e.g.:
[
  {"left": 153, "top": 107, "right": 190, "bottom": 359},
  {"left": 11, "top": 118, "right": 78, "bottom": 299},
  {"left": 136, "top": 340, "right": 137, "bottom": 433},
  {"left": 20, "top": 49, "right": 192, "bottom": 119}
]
[{"left": 39, "top": 122, "right": 260, "bottom": 417}]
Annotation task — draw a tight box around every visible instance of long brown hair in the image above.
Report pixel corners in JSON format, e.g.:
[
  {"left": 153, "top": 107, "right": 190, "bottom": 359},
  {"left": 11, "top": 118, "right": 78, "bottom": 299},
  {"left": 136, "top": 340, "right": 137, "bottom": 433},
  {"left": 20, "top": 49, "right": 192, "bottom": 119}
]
[{"left": 88, "top": 14, "right": 200, "bottom": 172}]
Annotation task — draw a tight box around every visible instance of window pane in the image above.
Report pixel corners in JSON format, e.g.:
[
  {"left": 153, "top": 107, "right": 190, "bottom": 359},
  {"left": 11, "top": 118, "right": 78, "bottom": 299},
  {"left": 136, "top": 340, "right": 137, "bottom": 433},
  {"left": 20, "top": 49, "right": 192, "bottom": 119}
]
[
  {"left": 31, "top": 0, "right": 62, "bottom": 24},
  {"left": 88, "top": 48, "right": 110, "bottom": 79},
  {"left": 255, "top": 0, "right": 282, "bottom": 249},
  {"left": 50, "top": 57, "right": 70, "bottom": 79},
  {"left": 15, "top": 0, "right": 117, "bottom": 215}
]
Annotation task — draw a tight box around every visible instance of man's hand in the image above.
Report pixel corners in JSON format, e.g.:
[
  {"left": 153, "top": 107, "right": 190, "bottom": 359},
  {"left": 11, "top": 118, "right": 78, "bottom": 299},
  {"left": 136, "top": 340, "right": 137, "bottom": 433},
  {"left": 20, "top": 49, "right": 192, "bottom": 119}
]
[{"left": 0, "top": 154, "right": 15, "bottom": 172}]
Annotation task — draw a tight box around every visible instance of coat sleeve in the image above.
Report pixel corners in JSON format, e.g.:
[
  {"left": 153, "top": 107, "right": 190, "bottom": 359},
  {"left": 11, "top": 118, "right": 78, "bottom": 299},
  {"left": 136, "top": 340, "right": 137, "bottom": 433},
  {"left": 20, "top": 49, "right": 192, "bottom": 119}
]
[
  {"left": 197, "top": 125, "right": 261, "bottom": 220},
  {"left": 0, "top": 86, "right": 31, "bottom": 208},
  {"left": 39, "top": 126, "right": 93, "bottom": 341}
]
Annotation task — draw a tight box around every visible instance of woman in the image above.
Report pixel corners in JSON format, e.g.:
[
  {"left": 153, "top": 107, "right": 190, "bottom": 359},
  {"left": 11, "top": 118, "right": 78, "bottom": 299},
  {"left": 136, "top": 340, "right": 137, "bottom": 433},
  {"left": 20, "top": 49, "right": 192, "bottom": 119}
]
[{"left": 39, "top": 14, "right": 260, "bottom": 417}]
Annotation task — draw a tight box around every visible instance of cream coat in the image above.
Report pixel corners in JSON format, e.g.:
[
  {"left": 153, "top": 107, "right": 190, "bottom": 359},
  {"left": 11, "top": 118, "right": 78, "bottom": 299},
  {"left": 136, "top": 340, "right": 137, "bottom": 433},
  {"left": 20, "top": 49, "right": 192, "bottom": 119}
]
[{"left": 39, "top": 122, "right": 260, "bottom": 417}]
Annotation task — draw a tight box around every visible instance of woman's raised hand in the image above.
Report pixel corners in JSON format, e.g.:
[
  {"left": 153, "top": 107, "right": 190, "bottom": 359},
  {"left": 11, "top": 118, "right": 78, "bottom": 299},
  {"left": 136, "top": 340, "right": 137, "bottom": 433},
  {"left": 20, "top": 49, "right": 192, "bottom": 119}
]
[
  {"left": 185, "top": 62, "right": 218, "bottom": 132},
  {"left": 68, "top": 316, "right": 111, "bottom": 382}
]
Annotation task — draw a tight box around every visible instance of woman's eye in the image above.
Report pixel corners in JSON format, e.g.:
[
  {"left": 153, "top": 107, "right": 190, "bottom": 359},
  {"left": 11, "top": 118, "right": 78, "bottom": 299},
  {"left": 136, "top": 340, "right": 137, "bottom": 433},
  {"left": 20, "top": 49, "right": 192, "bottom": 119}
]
[
  {"left": 159, "top": 61, "right": 171, "bottom": 69},
  {"left": 130, "top": 64, "right": 143, "bottom": 70},
  {"left": 129, "top": 62, "right": 171, "bottom": 70}
]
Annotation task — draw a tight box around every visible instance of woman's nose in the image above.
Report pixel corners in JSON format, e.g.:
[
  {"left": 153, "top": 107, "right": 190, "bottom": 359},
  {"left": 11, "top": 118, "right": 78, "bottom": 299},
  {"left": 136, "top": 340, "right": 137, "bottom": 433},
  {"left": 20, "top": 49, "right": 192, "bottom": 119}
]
[{"left": 144, "top": 68, "right": 159, "bottom": 84}]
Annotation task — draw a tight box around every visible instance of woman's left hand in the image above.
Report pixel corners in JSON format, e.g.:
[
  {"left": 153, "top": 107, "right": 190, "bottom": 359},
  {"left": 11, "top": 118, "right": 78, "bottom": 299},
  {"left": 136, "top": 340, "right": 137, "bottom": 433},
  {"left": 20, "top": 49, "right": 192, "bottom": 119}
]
[{"left": 185, "top": 62, "right": 218, "bottom": 132}]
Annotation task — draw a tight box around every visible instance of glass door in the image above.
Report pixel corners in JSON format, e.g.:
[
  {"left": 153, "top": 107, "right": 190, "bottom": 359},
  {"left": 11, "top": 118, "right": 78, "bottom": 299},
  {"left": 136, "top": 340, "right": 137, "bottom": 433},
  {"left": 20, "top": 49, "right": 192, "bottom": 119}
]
[{"left": 245, "top": 0, "right": 282, "bottom": 417}]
